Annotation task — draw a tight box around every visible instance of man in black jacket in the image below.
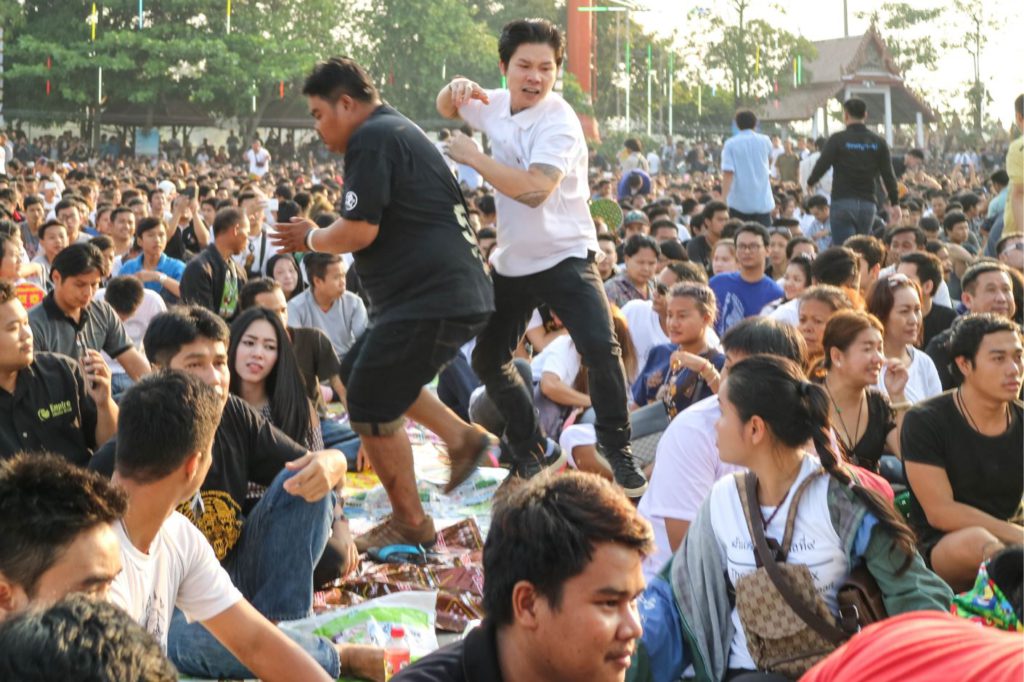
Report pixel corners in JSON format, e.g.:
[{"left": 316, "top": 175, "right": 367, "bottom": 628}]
[
  {"left": 807, "top": 98, "right": 902, "bottom": 246},
  {"left": 179, "top": 208, "right": 248, "bottom": 322}
]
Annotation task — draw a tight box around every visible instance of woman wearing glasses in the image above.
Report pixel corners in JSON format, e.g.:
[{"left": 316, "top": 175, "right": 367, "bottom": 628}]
[{"left": 867, "top": 273, "right": 942, "bottom": 405}]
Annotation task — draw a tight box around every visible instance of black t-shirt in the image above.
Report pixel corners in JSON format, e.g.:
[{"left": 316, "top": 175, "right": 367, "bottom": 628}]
[
  {"left": 902, "top": 392, "right": 1024, "bottom": 542},
  {"left": 844, "top": 389, "right": 896, "bottom": 473},
  {"left": 393, "top": 619, "right": 501, "bottom": 682},
  {"left": 925, "top": 328, "right": 956, "bottom": 391},
  {"left": 341, "top": 105, "right": 494, "bottom": 324},
  {"left": 0, "top": 353, "right": 99, "bottom": 467},
  {"left": 91, "top": 395, "right": 306, "bottom": 560},
  {"left": 290, "top": 327, "right": 340, "bottom": 417},
  {"left": 687, "top": 235, "right": 714, "bottom": 276},
  {"left": 923, "top": 304, "right": 957, "bottom": 349}
]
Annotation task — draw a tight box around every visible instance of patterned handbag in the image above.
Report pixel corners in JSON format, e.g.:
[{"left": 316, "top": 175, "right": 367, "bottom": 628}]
[{"left": 733, "top": 471, "right": 848, "bottom": 679}]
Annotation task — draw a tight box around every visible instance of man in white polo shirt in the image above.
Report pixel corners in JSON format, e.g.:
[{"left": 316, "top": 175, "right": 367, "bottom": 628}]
[{"left": 437, "top": 18, "right": 647, "bottom": 496}]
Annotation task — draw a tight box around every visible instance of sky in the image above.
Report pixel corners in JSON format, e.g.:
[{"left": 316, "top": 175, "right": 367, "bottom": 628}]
[{"left": 633, "top": 0, "right": 1023, "bottom": 128}]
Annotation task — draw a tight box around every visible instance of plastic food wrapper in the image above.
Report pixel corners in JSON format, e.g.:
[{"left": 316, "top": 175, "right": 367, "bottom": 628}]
[
  {"left": 344, "top": 467, "right": 508, "bottom": 521},
  {"left": 280, "top": 591, "right": 440, "bottom": 659}
]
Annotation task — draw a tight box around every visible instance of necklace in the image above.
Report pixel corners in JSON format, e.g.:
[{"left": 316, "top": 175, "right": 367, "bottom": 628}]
[
  {"left": 760, "top": 482, "right": 793, "bottom": 529},
  {"left": 956, "top": 387, "right": 1011, "bottom": 434},
  {"left": 825, "top": 378, "right": 864, "bottom": 454}
]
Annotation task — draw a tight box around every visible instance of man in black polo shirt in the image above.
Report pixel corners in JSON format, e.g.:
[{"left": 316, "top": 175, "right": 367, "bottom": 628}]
[
  {"left": 0, "top": 281, "right": 117, "bottom": 465},
  {"left": 395, "top": 472, "right": 652, "bottom": 682},
  {"left": 272, "top": 58, "right": 495, "bottom": 550},
  {"left": 28, "top": 243, "right": 150, "bottom": 381}
]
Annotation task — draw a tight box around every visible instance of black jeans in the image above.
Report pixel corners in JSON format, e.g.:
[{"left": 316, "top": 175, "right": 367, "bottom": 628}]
[
  {"left": 471, "top": 255, "right": 630, "bottom": 460},
  {"left": 728, "top": 207, "right": 772, "bottom": 227}
]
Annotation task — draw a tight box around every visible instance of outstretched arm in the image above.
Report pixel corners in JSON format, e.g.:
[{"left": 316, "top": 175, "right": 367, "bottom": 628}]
[{"left": 446, "top": 131, "right": 564, "bottom": 208}]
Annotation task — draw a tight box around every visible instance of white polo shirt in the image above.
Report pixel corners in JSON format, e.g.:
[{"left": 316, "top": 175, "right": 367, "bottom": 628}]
[{"left": 459, "top": 89, "right": 597, "bottom": 277}]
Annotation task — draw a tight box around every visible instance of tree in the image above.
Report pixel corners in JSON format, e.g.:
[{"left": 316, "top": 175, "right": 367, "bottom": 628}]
[
  {"left": 944, "top": 0, "right": 994, "bottom": 133},
  {"left": 356, "top": 0, "right": 497, "bottom": 123},
  {"left": 856, "top": 2, "right": 944, "bottom": 82}
]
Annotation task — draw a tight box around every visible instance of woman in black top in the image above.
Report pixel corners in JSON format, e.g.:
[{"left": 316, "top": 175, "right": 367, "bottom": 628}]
[{"left": 818, "top": 310, "right": 910, "bottom": 472}]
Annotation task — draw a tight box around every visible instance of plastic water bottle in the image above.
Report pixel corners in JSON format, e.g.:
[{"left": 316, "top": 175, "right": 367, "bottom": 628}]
[{"left": 383, "top": 624, "right": 411, "bottom": 680}]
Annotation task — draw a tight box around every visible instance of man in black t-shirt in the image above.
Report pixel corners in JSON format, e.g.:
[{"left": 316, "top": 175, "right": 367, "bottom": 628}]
[
  {"left": 272, "top": 58, "right": 496, "bottom": 550},
  {"left": 903, "top": 314, "right": 1024, "bottom": 591}
]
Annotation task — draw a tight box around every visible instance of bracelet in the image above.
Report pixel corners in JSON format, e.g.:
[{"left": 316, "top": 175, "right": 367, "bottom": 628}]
[
  {"left": 158, "top": 273, "right": 167, "bottom": 284},
  {"left": 303, "top": 228, "right": 317, "bottom": 253}
]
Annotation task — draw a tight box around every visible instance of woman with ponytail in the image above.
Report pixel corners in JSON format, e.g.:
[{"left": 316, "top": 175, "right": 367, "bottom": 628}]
[{"left": 627, "top": 354, "right": 952, "bottom": 682}]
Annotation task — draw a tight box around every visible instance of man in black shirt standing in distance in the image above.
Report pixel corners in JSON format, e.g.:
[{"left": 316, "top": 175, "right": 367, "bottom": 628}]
[
  {"left": 807, "top": 98, "right": 902, "bottom": 247},
  {"left": 272, "top": 58, "right": 496, "bottom": 549},
  {"left": 438, "top": 19, "right": 647, "bottom": 496}
]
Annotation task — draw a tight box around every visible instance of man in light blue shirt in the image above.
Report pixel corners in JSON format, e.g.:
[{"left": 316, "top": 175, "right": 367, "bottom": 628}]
[{"left": 720, "top": 110, "right": 774, "bottom": 227}]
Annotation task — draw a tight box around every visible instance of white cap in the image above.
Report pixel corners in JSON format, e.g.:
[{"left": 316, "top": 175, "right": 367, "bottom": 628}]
[
  {"left": 158, "top": 180, "right": 178, "bottom": 196},
  {"left": 42, "top": 181, "right": 58, "bottom": 191}
]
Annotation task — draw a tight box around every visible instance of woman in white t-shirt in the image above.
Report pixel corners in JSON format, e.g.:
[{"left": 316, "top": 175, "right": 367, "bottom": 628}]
[
  {"left": 629, "top": 355, "right": 950, "bottom": 681},
  {"left": 867, "top": 273, "right": 942, "bottom": 404}
]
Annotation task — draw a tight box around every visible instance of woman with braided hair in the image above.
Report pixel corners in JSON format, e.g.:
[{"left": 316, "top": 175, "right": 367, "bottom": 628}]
[{"left": 627, "top": 354, "right": 951, "bottom": 682}]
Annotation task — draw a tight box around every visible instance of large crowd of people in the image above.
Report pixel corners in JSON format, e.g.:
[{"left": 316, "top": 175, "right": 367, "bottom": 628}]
[{"left": 0, "top": 17, "right": 1021, "bottom": 682}]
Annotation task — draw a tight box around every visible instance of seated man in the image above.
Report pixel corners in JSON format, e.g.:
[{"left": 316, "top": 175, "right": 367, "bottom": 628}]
[
  {"left": 0, "top": 453, "right": 125, "bottom": 619},
  {"left": 0, "top": 281, "right": 118, "bottom": 465},
  {"left": 287, "top": 252, "right": 368, "bottom": 359},
  {"left": 637, "top": 317, "right": 806, "bottom": 579},
  {"left": 108, "top": 371, "right": 352, "bottom": 681},
  {"left": 95, "top": 275, "right": 167, "bottom": 398},
  {"left": 396, "top": 471, "right": 653, "bottom": 681},
  {"left": 179, "top": 207, "right": 249, "bottom": 322},
  {"left": 27, "top": 242, "right": 150, "bottom": 381},
  {"left": 904, "top": 313, "right": 1024, "bottom": 591},
  {"left": 925, "top": 262, "right": 1016, "bottom": 389},
  {"left": 88, "top": 307, "right": 365, "bottom": 678},
  {"left": 0, "top": 595, "right": 177, "bottom": 681}
]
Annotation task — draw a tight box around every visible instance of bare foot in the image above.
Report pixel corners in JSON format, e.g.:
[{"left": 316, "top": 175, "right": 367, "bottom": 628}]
[{"left": 338, "top": 643, "right": 385, "bottom": 682}]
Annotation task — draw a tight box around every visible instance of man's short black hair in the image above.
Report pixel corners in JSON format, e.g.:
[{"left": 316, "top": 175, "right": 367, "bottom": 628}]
[
  {"left": 844, "top": 97, "right": 867, "bottom": 119},
  {"left": 498, "top": 19, "right": 564, "bottom": 67},
  {"left": 88, "top": 235, "right": 113, "bottom": 253},
  {"left": 50, "top": 242, "right": 104, "bottom": 279},
  {"left": 899, "top": 251, "right": 943, "bottom": 295},
  {"left": 702, "top": 199, "right": 728, "bottom": 221},
  {"left": 844, "top": 234, "right": 886, "bottom": 269},
  {"left": 302, "top": 57, "right": 379, "bottom": 104},
  {"left": 650, "top": 218, "right": 678, "bottom": 237},
  {"left": 735, "top": 109, "right": 757, "bottom": 130},
  {"left": 482, "top": 471, "right": 652, "bottom": 625},
  {"left": 886, "top": 225, "right": 926, "bottom": 248},
  {"left": 143, "top": 305, "right": 229, "bottom": 367},
  {"left": 658, "top": 238, "right": 687, "bottom": 262},
  {"left": 212, "top": 207, "right": 244, "bottom": 237},
  {"left": 943, "top": 210, "right": 969, "bottom": 232},
  {"left": 623, "top": 233, "right": 660, "bottom": 258},
  {"left": 805, "top": 194, "right": 829, "bottom": 211},
  {"left": 961, "top": 261, "right": 1010, "bottom": 297},
  {"left": 304, "top": 251, "right": 342, "bottom": 287},
  {"left": 476, "top": 226, "right": 496, "bottom": 240},
  {"left": 476, "top": 194, "right": 496, "bottom": 215},
  {"left": 907, "top": 148, "right": 925, "bottom": 161},
  {"left": 949, "top": 313, "right": 1020, "bottom": 383},
  {"left": 116, "top": 371, "right": 222, "bottom": 484},
  {"left": 918, "top": 216, "right": 941, "bottom": 234},
  {"left": 785, "top": 236, "right": 815, "bottom": 260},
  {"left": 0, "top": 595, "right": 177, "bottom": 681},
  {"left": 23, "top": 194, "right": 43, "bottom": 209},
  {"left": 53, "top": 198, "right": 78, "bottom": 216},
  {"left": 239, "top": 277, "right": 282, "bottom": 311},
  {"left": 103, "top": 276, "right": 145, "bottom": 318},
  {"left": 721, "top": 317, "right": 806, "bottom": 365},
  {"left": 735, "top": 222, "right": 770, "bottom": 246},
  {"left": 134, "top": 216, "right": 163, "bottom": 242},
  {"left": 109, "top": 206, "right": 133, "bottom": 223},
  {"left": 0, "top": 454, "right": 126, "bottom": 596},
  {"left": 991, "top": 169, "right": 1010, "bottom": 186},
  {"left": 811, "top": 246, "right": 859, "bottom": 287}
]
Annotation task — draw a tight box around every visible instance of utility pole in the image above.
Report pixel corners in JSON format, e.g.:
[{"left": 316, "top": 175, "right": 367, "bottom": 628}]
[{"left": 0, "top": 27, "right": 5, "bottom": 130}]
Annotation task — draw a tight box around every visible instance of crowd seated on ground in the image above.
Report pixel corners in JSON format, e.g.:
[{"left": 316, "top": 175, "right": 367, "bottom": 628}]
[{"left": 0, "top": 85, "right": 1021, "bottom": 682}]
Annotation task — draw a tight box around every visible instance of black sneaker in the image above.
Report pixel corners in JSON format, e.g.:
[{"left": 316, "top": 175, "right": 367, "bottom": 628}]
[
  {"left": 600, "top": 445, "right": 648, "bottom": 498},
  {"left": 517, "top": 438, "right": 568, "bottom": 480}
]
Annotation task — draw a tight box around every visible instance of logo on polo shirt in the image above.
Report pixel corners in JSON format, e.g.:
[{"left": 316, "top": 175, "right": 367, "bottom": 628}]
[
  {"left": 37, "top": 400, "right": 72, "bottom": 422},
  {"left": 344, "top": 191, "right": 358, "bottom": 212}
]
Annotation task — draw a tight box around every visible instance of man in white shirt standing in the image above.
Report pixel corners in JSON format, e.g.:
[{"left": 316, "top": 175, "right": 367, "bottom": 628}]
[
  {"left": 438, "top": 18, "right": 647, "bottom": 496},
  {"left": 243, "top": 139, "right": 271, "bottom": 179},
  {"left": 721, "top": 110, "right": 774, "bottom": 227}
]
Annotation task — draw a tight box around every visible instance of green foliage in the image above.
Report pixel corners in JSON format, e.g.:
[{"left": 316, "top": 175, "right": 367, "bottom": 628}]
[
  {"left": 856, "top": 2, "right": 944, "bottom": 76},
  {"left": 355, "top": 0, "right": 497, "bottom": 123},
  {"left": 561, "top": 71, "right": 593, "bottom": 117}
]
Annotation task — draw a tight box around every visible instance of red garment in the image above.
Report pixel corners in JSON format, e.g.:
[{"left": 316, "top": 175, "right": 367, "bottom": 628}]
[
  {"left": 802, "top": 611, "right": 1024, "bottom": 682},
  {"left": 851, "top": 465, "right": 895, "bottom": 502}
]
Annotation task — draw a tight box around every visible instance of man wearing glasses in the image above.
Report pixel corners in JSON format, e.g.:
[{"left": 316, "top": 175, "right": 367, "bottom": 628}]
[{"left": 709, "top": 223, "right": 783, "bottom": 335}]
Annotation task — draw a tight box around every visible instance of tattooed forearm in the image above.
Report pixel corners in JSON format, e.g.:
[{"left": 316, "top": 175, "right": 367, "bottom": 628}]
[
  {"left": 531, "top": 163, "right": 564, "bottom": 183},
  {"left": 514, "top": 191, "right": 550, "bottom": 208},
  {"left": 512, "top": 164, "right": 563, "bottom": 207}
]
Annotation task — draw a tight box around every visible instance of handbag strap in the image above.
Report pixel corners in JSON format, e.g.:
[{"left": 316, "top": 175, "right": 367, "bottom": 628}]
[{"left": 734, "top": 470, "right": 848, "bottom": 646}]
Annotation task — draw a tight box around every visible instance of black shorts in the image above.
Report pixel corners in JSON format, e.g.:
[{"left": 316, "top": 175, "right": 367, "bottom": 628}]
[{"left": 339, "top": 314, "right": 490, "bottom": 436}]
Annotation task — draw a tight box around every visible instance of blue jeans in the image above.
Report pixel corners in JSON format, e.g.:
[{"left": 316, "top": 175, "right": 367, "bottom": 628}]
[
  {"left": 167, "top": 468, "right": 338, "bottom": 678},
  {"left": 830, "top": 198, "right": 878, "bottom": 246},
  {"left": 321, "top": 418, "right": 362, "bottom": 471}
]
